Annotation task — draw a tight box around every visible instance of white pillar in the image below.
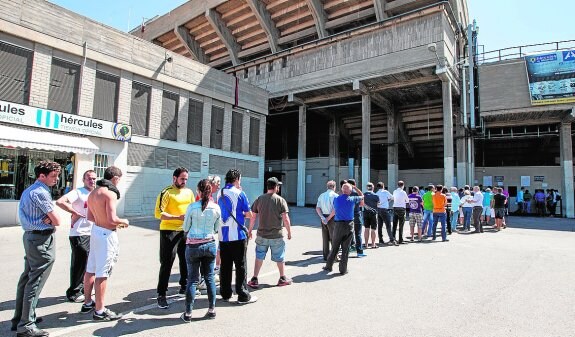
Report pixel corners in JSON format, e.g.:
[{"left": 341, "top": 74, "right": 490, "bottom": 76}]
[
  {"left": 297, "top": 105, "right": 307, "bottom": 206},
  {"left": 560, "top": 122, "right": 574, "bottom": 218},
  {"left": 361, "top": 94, "right": 371, "bottom": 189},
  {"left": 442, "top": 78, "right": 454, "bottom": 188},
  {"left": 328, "top": 117, "right": 340, "bottom": 183},
  {"left": 387, "top": 107, "right": 398, "bottom": 189}
]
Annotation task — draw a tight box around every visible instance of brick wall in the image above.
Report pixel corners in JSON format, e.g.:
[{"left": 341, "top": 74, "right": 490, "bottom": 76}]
[{"left": 29, "top": 43, "right": 52, "bottom": 108}]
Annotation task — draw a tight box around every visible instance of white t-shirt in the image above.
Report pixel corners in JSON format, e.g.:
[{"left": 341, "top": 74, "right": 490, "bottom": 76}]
[{"left": 65, "top": 187, "right": 93, "bottom": 236}]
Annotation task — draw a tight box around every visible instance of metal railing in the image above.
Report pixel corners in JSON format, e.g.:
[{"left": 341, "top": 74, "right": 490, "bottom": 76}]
[{"left": 478, "top": 39, "right": 575, "bottom": 64}]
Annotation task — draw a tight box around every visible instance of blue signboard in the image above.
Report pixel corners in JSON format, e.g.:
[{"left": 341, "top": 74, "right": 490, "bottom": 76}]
[{"left": 525, "top": 50, "right": 575, "bottom": 106}]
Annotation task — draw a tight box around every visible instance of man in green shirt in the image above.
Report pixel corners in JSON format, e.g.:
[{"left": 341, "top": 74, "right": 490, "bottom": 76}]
[{"left": 422, "top": 185, "right": 435, "bottom": 237}]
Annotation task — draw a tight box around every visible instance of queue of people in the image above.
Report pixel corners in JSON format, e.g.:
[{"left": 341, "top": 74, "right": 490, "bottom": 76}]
[{"left": 12, "top": 162, "right": 292, "bottom": 337}]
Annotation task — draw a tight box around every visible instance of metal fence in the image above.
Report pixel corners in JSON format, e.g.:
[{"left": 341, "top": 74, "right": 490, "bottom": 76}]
[{"left": 477, "top": 39, "right": 575, "bottom": 64}]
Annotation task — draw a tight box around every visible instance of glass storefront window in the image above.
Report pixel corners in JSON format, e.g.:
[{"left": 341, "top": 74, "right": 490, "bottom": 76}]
[{"left": 0, "top": 146, "right": 75, "bottom": 200}]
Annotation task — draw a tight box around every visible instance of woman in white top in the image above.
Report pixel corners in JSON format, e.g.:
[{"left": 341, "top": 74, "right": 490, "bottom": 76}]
[
  {"left": 460, "top": 190, "right": 474, "bottom": 231},
  {"left": 181, "top": 179, "right": 222, "bottom": 322}
]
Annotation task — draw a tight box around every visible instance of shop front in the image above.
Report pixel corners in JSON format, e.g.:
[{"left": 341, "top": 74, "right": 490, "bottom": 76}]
[{"left": 0, "top": 99, "right": 131, "bottom": 226}]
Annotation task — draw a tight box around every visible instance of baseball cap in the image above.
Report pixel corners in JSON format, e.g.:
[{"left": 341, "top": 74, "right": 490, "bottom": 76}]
[{"left": 267, "top": 177, "right": 282, "bottom": 188}]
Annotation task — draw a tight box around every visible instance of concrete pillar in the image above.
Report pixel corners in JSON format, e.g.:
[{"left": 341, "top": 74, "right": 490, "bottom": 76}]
[
  {"left": 201, "top": 97, "right": 213, "bottom": 147},
  {"left": 117, "top": 70, "right": 133, "bottom": 124},
  {"left": 361, "top": 94, "right": 371, "bottom": 189},
  {"left": 469, "top": 135, "right": 475, "bottom": 185},
  {"left": 456, "top": 117, "right": 467, "bottom": 187},
  {"left": 222, "top": 103, "right": 233, "bottom": 151},
  {"left": 560, "top": 122, "right": 574, "bottom": 218},
  {"left": 29, "top": 44, "right": 52, "bottom": 109},
  {"left": 387, "top": 108, "right": 398, "bottom": 189},
  {"left": 328, "top": 117, "right": 340, "bottom": 183},
  {"left": 297, "top": 105, "right": 307, "bottom": 206},
  {"left": 442, "top": 78, "right": 455, "bottom": 187},
  {"left": 177, "top": 93, "right": 189, "bottom": 143},
  {"left": 148, "top": 81, "right": 163, "bottom": 139},
  {"left": 78, "top": 59, "right": 96, "bottom": 117}
]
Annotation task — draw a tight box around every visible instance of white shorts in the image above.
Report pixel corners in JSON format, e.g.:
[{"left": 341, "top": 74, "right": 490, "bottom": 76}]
[
  {"left": 482, "top": 206, "right": 492, "bottom": 216},
  {"left": 86, "top": 225, "right": 119, "bottom": 278}
]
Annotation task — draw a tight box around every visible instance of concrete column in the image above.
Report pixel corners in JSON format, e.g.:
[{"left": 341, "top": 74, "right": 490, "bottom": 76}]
[
  {"left": 148, "top": 81, "right": 163, "bottom": 139},
  {"left": 297, "top": 105, "right": 307, "bottom": 206},
  {"left": 456, "top": 117, "right": 467, "bottom": 187},
  {"left": 116, "top": 70, "right": 133, "bottom": 124},
  {"left": 328, "top": 117, "right": 340, "bottom": 183},
  {"left": 259, "top": 115, "right": 266, "bottom": 157},
  {"left": 241, "top": 112, "right": 250, "bottom": 154},
  {"left": 78, "top": 59, "right": 96, "bottom": 117},
  {"left": 560, "top": 122, "right": 574, "bottom": 218},
  {"left": 29, "top": 44, "right": 52, "bottom": 108},
  {"left": 361, "top": 94, "right": 371, "bottom": 189},
  {"left": 442, "top": 78, "right": 455, "bottom": 187},
  {"left": 469, "top": 135, "right": 475, "bottom": 185},
  {"left": 387, "top": 108, "right": 398, "bottom": 189},
  {"left": 222, "top": 103, "right": 233, "bottom": 151},
  {"left": 201, "top": 97, "right": 213, "bottom": 147},
  {"left": 177, "top": 93, "right": 189, "bottom": 143}
]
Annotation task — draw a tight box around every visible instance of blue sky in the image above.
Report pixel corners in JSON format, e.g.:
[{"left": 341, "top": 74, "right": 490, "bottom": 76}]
[{"left": 50, "top": 0, "right": 573, "bottom": 52}]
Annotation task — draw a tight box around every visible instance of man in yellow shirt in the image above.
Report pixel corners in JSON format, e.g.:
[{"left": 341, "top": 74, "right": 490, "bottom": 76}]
[{"left": 154, "top": 167, "right": 194, "bottom": 309}]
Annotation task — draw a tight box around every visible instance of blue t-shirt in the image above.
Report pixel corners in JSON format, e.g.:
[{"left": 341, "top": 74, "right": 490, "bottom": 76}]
[
  {"left": 483, "top": 192, "right": 492, "bottom": 207},
  {"left": 218, "top": 184, "right": 251, "bottom": 242},
  {"left": 408, "top": 193, "right": 423, "bottom": 213},
  {"left": 334, "top": 194, "right": 362, "bottom": 221}
]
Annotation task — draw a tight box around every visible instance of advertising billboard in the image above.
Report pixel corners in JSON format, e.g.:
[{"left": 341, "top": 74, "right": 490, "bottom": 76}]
[{"left": 525, "top": 50, "right": 575, "bottom": 106}]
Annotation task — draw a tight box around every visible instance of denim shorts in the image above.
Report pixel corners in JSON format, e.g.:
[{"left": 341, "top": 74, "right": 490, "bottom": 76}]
[{"left": 255, "top": 236, "right": 286, "bottom": 262}]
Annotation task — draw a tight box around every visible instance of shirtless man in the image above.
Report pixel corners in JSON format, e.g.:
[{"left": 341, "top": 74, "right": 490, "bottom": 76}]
[{"left": 81, "top": 166, "right": 129, "bottom": 321}]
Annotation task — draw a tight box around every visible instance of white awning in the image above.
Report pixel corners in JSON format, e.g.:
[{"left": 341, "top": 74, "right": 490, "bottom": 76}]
[{"left": 0, "top": 125, "right": 99, "bottom": 154}]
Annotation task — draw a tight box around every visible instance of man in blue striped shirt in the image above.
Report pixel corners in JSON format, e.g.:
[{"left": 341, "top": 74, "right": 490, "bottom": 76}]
[{"left": 12, "top": 160, "right": 64, "bottom": 337}]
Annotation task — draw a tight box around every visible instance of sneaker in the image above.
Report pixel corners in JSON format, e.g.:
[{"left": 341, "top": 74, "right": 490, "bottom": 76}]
[
  {"left": 198, "top": 279, "right": 207, "bottom": 290},
  {"left": 204, "top": 309, "right": 216, "bottom": 319},
  {"left": 93, "top": 308, "right": 122, "bottom": 321},
  {"left": 81, "top": 301, "right": 96, "bottom": 314},
  {"left": 277, "top": 276, "right": 292, "bottom": 287},
  {"left": 69, "top": 294, "right": 85, "bottom": 303},
  {"left": 349, "top": 245, "right": 356, "bottom": 252},
  {"left": 180, "top": 312, "right": 192, "bottom": 323},
  {"left": 237, "top": 295, "right": 258, "bottom": 305},
  {"left": 247, "top": 277, "right": 259, "bottom": 289},
  {"left": 357, "top": 253, "right": 367, "bottom": 258},
  {"left": 157, "top": 295, "right": 169, "bottom": 309}
]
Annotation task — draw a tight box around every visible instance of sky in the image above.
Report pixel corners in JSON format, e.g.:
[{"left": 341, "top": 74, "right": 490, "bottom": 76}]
[{"left": 49, "top": 0, "right": 574, "bottom": 53}]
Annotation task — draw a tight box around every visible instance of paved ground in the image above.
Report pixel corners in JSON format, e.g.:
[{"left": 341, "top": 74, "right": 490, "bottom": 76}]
[{"left": 1, "top": 208, "right": 574, "bottom": 337}]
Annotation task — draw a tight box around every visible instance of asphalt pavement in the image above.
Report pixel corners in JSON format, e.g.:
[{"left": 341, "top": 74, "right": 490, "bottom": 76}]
[{"left": 0, "top": 208, "right": 574, "bottom": 337}]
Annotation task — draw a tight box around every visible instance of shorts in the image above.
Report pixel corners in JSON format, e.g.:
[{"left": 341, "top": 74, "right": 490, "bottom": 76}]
[
  {"left": 255, "top": 236, "right": 285, "bottom": 262},
  {"left": 494, "top": 208, "right": 505, "bottom": 219},
  {"left": 409, "top": 212, "right": 423, "bottom": 228},
  {"left": 482, "top": 206, "right": 492, "bottom": 216},
  {"left": 363, "top": 212, "right": 377, "bottom": 229},
  {"left": 86, "top": 225, "right": 119, "bottom": 278}
]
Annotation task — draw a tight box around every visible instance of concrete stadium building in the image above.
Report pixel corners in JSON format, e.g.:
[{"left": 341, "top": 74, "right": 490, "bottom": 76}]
[{"left": 135, "top": 0, "right": 574, "bottom": 218}]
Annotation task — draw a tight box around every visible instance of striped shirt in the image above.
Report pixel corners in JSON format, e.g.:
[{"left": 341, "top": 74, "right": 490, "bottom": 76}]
[
  {"left": 316, "top": 189, "right": 338, "bottom": 215},
  {"left": 183, "top": 201, "right": 221, "bottom": 241},
  {"left": 217, "top": 184, "right": 251, "bottom": 242},
  {"left": 19, "top": 180, "right": 55, "bottom": 231}
]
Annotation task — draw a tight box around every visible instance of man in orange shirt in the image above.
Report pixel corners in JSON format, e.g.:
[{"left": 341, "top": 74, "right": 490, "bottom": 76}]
[{"left": 431, "top": 184, "right": 449, "bottom": 242}]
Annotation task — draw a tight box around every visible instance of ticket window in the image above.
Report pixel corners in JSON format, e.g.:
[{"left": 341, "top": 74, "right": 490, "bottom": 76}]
[{"left": 0, "top": 147, "right": 75, "bottom": 200}]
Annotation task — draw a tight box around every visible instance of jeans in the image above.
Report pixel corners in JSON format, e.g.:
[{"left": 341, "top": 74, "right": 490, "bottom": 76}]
[
  {"left": 66, "top": 235, "right": 90, "bottom": 300},
  {"left": 377, "top": 208, "right": 392, "bottom": 243},
  {"left": 450, "top": 210, "right": 459, "bottom": 231},
  {"left": 157, "top": 230, "right": 187, "bottom": 296},
  {"left": 423, "top": 210, "right": 433, "bottom": 236},
  {"left": 321, "top": 215, "right": 335, "bottom": 261},
  {"left": 353, "top": 213, "right": 363, "bottom": 253},
  {"left": 432, "top": 212, "right": 447, "bottom": 241},
  {"left": 392, "top": 208, "right": 406, "bottom": 243},
  {"left": 12, "top": 232, "right": 55, "bottom": 333},
  {"left": 185, "top": 241, "right": 217, "bottom": 314},
  {"left": 325, "top": 221, "right": 354, "bottom": 274},
  {"left": 219, "top": 239, "right": 251, "bottom": 302},
  {"left": 462, "top": 207, "right": 473, "bottom": 230}
]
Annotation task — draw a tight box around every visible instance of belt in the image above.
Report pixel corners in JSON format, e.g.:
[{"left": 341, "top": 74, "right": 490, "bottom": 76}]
[
  {"left": 473, "top": 205, "right": 483, "bottom": 208},
  {"left": 29, "top": 228, "right": 54, "bottom": 235}
]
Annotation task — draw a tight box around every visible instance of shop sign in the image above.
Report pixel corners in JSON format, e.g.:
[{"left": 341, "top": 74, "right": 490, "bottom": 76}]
[
  {"left": 534, "top": 175, "right": 545, "bottom": 182},
  {"left": 0, "top": 100, "right": 131, "bottom": 142}
]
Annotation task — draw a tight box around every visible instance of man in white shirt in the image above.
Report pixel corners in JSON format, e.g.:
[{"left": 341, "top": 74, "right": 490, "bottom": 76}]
[
  {"left": 465, "top": 186, "right": 484, "bottom": 233},
  {"left": 56, "top": 170, "right": 97, "bottom": 303},
  {"left": 391, "top": 181, "right": 410, "bottom": 245},
  {"left": 315, "top": 180, "right": 338, "bottom": 261},
  {"left": 375, "top": 182, "right": 393, "bottom": 245}
]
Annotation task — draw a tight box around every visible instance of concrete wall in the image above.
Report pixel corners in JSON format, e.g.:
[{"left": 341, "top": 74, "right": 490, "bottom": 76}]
[
  {"left": 242, "top": 10, "right": 455, "bottom": 96},
  {"left": 478, "top": 59, "right": 532, "bottom": 113}
]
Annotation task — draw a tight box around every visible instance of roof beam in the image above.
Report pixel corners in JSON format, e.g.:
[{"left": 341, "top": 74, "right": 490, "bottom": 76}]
[
  {"left": 205, "top": 8, "right": 241, "bottom": 65},
  {"left": 373, "top": 0, "right": 389, "bottom": 21},
  {"left": 245, "top": 0, "right": 280, "bottom": 53},
  {"left": 385, "top": 0, "right": 417, "bottom": 12},
  {"left": 372, "top": 93, "right": 415, "bottom": 158},
  {"left": 174, "top": 25, "right": 207, "bottom": 63},
  {"left": 304, "top": 0, "right": 328, "bottom": 39}
]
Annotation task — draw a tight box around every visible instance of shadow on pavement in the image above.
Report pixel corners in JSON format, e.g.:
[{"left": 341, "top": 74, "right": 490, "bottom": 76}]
[
  {"left": 92, "top": 317, "right": 183, "bottom": 337},
  {"left": 286, "top": 256, "right": 324, "bottom": 268},
  {"left": 292, "top": 271, "right": 338, "bottom": 284}
]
